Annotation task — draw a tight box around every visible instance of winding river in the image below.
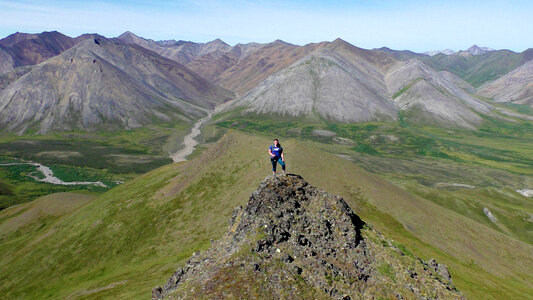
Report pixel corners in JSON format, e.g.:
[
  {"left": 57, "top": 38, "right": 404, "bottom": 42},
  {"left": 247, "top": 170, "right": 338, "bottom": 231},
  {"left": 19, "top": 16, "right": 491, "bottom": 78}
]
[
  {"left": 0, "top": 162, "right": 107, "bottom": 187},
  {"left": 170, "top": 100, "right": 233, "bottom": 162}
]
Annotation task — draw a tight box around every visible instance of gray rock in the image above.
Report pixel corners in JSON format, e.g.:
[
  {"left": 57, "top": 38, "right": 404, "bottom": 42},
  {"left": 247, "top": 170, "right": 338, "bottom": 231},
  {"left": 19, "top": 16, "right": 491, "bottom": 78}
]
[{"left": 155, "top": 174, "right": 464, "bottom": 299}]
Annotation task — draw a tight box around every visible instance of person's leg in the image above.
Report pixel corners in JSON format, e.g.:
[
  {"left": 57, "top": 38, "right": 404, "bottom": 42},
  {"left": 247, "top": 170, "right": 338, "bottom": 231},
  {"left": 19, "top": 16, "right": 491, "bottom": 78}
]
[
  {"left": 278, "top": 159, "right": 286, "bottom": 173},
  {"left": 271, "top": 158, "right": 277, "bottom": 175}
]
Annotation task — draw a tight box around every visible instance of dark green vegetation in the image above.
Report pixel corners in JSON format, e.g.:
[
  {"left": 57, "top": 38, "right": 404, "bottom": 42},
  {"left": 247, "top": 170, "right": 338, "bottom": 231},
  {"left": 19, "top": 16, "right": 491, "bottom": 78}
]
[
  {"left": 420, "top": 49, "right": 533, "bottom": 87},
  {"left": 0, "top": 162, "right": 112, "bottom": 210},
  {"left": 0, "top": 122, "right": 189, "bottom": 209},
  {"left": 1, "top": 131, "right": 532, "bottom": 299}
]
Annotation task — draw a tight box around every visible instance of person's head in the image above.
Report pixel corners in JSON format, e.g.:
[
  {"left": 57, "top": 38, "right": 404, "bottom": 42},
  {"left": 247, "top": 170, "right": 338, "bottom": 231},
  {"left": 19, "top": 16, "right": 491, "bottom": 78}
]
[{"left": 273, "top": 138, "right": 280, "bottom": 146}]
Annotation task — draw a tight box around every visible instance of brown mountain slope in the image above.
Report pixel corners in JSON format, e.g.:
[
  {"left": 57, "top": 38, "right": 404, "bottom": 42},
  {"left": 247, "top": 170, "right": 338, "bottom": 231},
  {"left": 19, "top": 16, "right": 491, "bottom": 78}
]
[
  {"left": 117, "top": 32, "right": 231, "bottom": 65},
  {"left": 230, "top": 47, "right": 397, "bottom": 122},
  {"left": 210, "top": 40, "right": 324, "bottom": 96},
  {"left": 0, "top": 37, "right": 233, "bottom": 133},
  {"left": 229, "top": 39, "right": 493, "bottom": 128},
  {"left": 184, "top": 42, "right": 265, "bottom": 83},
  {"left": 118, "top": 32, "right": 323, "bottom": 97},
  {"left": 0, "top": 31, "right": 80, "bottom": 74}
]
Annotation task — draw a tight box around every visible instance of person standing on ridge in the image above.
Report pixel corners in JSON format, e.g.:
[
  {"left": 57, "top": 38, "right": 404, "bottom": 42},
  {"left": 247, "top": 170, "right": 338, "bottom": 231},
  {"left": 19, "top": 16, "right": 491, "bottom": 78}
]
[{"left": 269, "top": 139, "right": 286, "bottom": 175}]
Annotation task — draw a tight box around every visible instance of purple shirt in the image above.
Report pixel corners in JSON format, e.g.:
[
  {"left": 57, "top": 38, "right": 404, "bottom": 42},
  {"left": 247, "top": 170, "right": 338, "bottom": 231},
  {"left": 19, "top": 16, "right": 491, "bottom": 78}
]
[{"left": 269, "top": 145, "right": 283, "bottom": 158}]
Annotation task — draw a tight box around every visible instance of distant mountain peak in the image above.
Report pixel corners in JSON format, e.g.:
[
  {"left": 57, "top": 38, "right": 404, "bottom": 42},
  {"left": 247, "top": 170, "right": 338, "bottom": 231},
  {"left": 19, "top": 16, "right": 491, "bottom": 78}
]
[
  {"left": 156, "top": 39, "right": 178, "bottom": 47},
  {"left": 466, "top": 44, "right": 494, "bottom": 55},
  {"left": 424, "top": 49, "right": 456, "bottom": 56},
  {"left": 117, "top": 31, "right": 143, "bottom": 44},
  {"left": 331, "top": 37, "right": 350, "bottom": 46},
  {"left": 119, "top": 30, "right": 134, "bottom": 36},
  {"left": 272, "top": 39, "right": 291, "bottom": 45},
  {"left": 206, "top": 38, "right": 229, "bottom": 47}
]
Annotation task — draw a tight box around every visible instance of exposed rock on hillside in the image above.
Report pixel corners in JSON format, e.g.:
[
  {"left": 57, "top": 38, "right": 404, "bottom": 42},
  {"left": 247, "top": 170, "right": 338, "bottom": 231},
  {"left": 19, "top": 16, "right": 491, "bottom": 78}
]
[{"left": 154, "top": 174, "right": 463, "bottom": 299}]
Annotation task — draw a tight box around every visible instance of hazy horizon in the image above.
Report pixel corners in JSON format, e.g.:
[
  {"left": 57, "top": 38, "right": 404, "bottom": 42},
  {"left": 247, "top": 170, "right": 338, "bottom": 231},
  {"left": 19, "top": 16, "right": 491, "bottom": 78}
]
[{"left": 1, "top": 0, "right": 532, "bottom": 53}]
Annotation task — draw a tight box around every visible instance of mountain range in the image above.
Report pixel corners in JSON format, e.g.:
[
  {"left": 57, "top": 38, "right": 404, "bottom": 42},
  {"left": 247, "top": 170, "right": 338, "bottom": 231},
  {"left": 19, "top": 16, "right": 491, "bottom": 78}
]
[
  {"left": 1, "top": 31, "right": 533, "bottom": 134},
  {"left": 424, "top": 45, "right": 495, "bottom": 57},
  {"left": 0, "top": 34, "right": 232, "bottom": 133}
]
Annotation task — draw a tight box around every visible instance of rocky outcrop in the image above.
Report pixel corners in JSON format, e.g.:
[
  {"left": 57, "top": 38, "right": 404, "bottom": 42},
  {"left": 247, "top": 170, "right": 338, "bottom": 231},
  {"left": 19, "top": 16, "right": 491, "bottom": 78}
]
[{"left": 154, "top": 174, "right": 463, "bottom": 299}]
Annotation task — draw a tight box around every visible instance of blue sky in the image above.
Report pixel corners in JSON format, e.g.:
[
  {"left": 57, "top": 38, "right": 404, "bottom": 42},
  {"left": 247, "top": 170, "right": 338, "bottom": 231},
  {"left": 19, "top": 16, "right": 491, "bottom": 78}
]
[{"left": 0, "top": 0, "right": 531, "bottom": 52}]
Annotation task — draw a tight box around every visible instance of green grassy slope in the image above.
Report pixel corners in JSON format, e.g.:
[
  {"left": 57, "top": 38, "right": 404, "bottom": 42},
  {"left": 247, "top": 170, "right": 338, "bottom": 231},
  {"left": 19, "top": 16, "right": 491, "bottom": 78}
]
[
  {"left": 1, "top": 131, "right": 532, "bottom": 299},
  {"left": 0, "top": 192, "right": 96, "bottom": 234}
]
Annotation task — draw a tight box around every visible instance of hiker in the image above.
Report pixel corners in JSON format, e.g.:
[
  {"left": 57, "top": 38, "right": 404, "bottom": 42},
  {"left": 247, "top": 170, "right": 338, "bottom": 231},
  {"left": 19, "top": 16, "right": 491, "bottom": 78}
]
[{"left": 269, "top": 139, "right": 285, "bottom": 175}]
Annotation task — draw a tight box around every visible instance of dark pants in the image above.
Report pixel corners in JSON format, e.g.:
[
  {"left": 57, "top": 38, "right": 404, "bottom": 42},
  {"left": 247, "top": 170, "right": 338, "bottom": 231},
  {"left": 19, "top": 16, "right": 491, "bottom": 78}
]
[{"left": 271, "top": 156, "right": 285, "bottom": 172}]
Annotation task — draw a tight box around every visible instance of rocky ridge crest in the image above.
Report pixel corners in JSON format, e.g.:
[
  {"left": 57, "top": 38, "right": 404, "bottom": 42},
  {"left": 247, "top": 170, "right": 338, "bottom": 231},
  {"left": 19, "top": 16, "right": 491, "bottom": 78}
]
[{"left": 154, "top": 174, "right": 463, "bottom": 299}]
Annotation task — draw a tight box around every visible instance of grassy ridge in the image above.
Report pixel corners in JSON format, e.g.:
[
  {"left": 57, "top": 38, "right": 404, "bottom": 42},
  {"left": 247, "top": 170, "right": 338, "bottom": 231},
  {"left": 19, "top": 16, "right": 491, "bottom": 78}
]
[{"left": 1, "top": 131, "right": 532, "bottom": 299}]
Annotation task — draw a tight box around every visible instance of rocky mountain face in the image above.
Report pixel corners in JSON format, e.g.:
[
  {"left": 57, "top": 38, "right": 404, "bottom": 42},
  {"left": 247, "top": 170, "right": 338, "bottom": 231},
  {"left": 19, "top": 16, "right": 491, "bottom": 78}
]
[
  {"left": 154, "top": 174, "right": 463, "bottom": 299},
  {"left": 386, "top": 59, "right": 492, "bottom": 129},
  {"left": 230, "top": 45, "right": 397, "bottom": 123},
  {"left": 479, "top": 60, "right": 533, "bottom": 107},
  {"left": 230, "top": 39, "right": 492, "bottom": 128},
  {"left": 188, "top": 40, "right": 322, "bottom": 96},
  {"left": 117, "top": 31, "right": 232, "bottom": 66},
  {"left": 0, "top": 48, "right": 14, "bottom": 74},
  {"left": 0, "top": 31, "right": 83, "bottom": 75},
  {"left": 118, "top": 32, "right": 320, "bottom": 96},
  {"left": 2, "top": 30, "right": 532, "bottom": 133},
  {"left": 114, "top": 32, "right": 533, "bottom": 128},
  {"left": 0, "top": 36, "right": 233, "bottom": 133}
]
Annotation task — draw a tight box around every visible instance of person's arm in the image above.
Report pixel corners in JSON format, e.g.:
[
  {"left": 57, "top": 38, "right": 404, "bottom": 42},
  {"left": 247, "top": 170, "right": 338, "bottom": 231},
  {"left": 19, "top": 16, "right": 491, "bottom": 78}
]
[
  {"left": 268, "top": 148, "right": 275, "bottom": 157},
  {"left": 281, "top": 152, "right": 285, "bottom": 162}
]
